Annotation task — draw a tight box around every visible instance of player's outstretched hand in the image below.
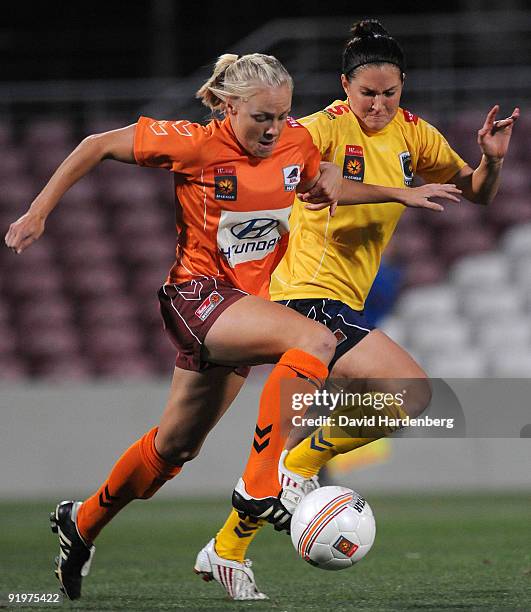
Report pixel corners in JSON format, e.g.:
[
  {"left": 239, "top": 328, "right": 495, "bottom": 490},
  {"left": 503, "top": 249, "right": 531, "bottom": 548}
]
[
  {"left": 478, "top": 105, "right": 519, "bottom": 161},
  {"left": 299, "top": 161, "right": 341, "bottom": 216},
  {"left": 4, "top": 211, "right": 46, "bottom": 254},
  {"left": 402, "top": 183, "right": 462, "bottom": 212}
]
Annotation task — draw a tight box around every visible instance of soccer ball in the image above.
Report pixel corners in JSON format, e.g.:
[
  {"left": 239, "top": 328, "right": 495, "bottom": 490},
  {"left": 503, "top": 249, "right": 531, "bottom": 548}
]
[{"left": 290, "top": 485, "right": 376, "bottom": 570}]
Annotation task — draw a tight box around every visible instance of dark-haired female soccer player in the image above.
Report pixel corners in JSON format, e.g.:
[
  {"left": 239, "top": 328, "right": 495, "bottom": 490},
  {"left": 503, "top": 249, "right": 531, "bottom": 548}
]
[
  {"left": 4, "top": 52, "right": 455, "bottom": 601},
  {"left": 196, "top": 21, "right": 519, "bottom": 600}
]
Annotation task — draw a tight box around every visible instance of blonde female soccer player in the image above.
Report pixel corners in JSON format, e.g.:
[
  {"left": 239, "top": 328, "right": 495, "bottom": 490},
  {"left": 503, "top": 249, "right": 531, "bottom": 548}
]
[{"left": 195, "top": 21, "right": 519, "bottom": 600}]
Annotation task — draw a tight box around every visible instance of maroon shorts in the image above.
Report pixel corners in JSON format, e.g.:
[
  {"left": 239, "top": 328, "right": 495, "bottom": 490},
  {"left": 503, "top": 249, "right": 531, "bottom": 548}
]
[{"left": 158, "top": 278, "right": 251, "bottom": 377}]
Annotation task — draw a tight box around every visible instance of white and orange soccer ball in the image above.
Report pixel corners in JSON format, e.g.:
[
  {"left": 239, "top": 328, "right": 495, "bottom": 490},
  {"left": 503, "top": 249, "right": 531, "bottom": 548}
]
[{"left": 290, "top": 486, "right": 376, "bottom": 570}]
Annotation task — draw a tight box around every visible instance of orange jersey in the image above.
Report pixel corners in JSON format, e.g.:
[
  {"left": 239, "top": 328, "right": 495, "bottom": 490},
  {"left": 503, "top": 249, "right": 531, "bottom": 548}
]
[{"left": 134, "top": 116, "right": 321, "bottom": 298}]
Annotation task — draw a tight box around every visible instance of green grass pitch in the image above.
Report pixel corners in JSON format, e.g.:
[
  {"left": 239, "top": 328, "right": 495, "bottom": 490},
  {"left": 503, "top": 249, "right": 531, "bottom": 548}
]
[{"left": 0, "top": 494, "right": 529, "bottom": 611}]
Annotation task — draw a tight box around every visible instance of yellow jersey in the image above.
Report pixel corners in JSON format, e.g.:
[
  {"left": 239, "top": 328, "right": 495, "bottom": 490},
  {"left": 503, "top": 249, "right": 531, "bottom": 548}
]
[{"left": 270, "top": 101, "right": 467, "bottom": 310}]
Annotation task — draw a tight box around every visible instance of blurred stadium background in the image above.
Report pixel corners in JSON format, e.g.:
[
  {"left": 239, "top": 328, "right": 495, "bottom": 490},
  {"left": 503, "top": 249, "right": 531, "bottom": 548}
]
[{"left": 1, "top": 2, "right": 530, "bottom": 498}]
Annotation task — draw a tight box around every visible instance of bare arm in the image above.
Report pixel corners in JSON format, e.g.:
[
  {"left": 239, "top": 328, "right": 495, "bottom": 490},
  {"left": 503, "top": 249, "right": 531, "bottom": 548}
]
[
  {"left": 450, "top": 105, "right": 519, "bottom": 205},
  {"left": 5, "top": 125, "right": 136, "bottom": 253},
  {"left": 300, "top": 162, "right": 461, "bottom": 214}
]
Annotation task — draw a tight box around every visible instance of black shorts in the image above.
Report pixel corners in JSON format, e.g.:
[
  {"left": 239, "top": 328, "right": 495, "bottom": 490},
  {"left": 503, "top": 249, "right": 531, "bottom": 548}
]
[{"left": 278, "top": 298, "right": 374, "bottom": 369}]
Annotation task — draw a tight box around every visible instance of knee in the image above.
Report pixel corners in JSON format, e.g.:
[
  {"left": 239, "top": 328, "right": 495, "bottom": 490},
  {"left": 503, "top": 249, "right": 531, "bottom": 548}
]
[
  {"left": 403, "top": 375, "right": 432, "bottom": 418},
  {"left": 155, "top": 433, "right": 201, "bottom": 466},
  {"left": 296, "top": 325, "right": 337, "bottom": 366}
]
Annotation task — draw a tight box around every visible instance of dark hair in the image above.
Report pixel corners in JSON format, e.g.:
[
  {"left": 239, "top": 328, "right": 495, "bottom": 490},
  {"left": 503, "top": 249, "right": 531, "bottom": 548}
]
[{"left": 342, "top": 19, "right": 405, "bottom": 80}]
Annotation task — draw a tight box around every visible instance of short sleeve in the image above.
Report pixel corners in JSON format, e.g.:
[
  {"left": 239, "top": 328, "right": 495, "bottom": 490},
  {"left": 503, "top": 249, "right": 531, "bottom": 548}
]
[
  {"left": 416, "top": 119, "right": 467, "bottom": 184},
  {"left": 133, "top": 116, "right": 206, "bottom": 175},
  {"left": 297, "top": 123, "right": 322, "bottom": 183},
  {"left": 300, "top": 110, "right": 334, "bottom": 159}
]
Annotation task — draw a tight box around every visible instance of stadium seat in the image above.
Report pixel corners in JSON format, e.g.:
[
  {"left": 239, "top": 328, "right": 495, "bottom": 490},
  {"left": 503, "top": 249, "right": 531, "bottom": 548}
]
[
  {"left": 422, "top": 349, "right": 488, "bottom": 378},
  {"left": 0, "top": 180, "right": 38, "bottom": 211},
  {"left": 120, "top": 235, "right": 175, "bottom": 267},
  {"left": 5, "top": 267, "right": 64, "bottom": 298},
  {"left": 35, "top": 357, "right": 93, "bottom": 381},
  {"left": 17, "top": 298, "right": 74, "bottom": 328},
  {"left": 450, "top": 252, "right": 511, "bottom": 288},
  {"left": 22, "top": 326, "right": 81, "bottom": 359},
  {"left": 410, "top": 318, "right": 471, "bottom": 354},
  {"left": 32, "top": 145, "right": 75, "bottom": 181},
  {"left": 475, "top": 317, "right": 531, "bottom": 351},
  {"left": 85, "top": 326, "right": 144, "bottom": 360},
  {"left": 81, "top": 296, "right": 138, "bottom": 326},
  {"left": 460, "top": 286, "right": 524, "bottom": 319},
  {"left": 402, "top": 259, "right": 445, "bottom": 287},
  {"left": 59, "top": 236, "right": 117, "bottom": 267},
  {"left": 439, "top": 227, "right": 496, "bottom": 265},
  {"left": 395, "top": 285, "right": 458, "bottom": 321},
  {"left": 503, "top": 222, "right": 531, "bottom": 258},
  {"left": 514, "top": 255, "right": 531, "bottom": 291},
  {"left": 67, "top": 266, "right": 123, "bottom": 298},
  {"left": 426, "top": 200, "right": 483, "bottom": 232},
  {"left": 95, "top": 355, "right": 156, "bottom": 379},
  {"left": 47, "top": 209, "right": 106, "bottom": 238},
  {"left": 391, "top": 229, "right": 433, "bottom": 263},
  {"left": 0, "top": 149, "right": 28, "bottom": 179},
  {"left": 25, "top": 119, "right": 74, "bottom": 147},
  {"left": 489, "top": 350, "right": 531, "bottom": 377},
  {"left": 2, "top": 237, "right": 56, "bottom": 265},
  {"left": 104, "top": 175, "right": 159, "bottom": 208},
  {"left": 488, "top": 196, "right": 531, "bottom": 230},
  {"left": 58, "top": 176, "right": 100, "bottom": 207},
  {"left": 498, "top": 165, "right": 530, "bottom": 195},
  {"left": 113, "top": 209, "right": 168, "bottom": 238}
]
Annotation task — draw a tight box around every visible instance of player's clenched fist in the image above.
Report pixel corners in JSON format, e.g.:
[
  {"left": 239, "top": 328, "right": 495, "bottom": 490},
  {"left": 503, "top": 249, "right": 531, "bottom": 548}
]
[{"left": 4, "top": 211, "right": 45, "bottom": 254}]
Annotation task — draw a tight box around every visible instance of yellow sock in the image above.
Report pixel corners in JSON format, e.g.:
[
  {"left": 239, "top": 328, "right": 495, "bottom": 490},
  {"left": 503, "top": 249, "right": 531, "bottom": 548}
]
[
  {"left": 214, "top": 509, "right": 267, "bottom": 562},
  {"left": 285, "top": 392, "right": 409, "bottom": 478},
  {"left": 284, "top": 429, "right": 372, "bottom": 478}
]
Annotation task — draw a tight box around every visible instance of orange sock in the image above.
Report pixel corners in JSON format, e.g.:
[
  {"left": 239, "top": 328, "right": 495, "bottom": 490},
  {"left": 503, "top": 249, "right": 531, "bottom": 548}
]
[
  {"left": 241, "top": 348, "right": 328, "bottom": 499},
  {"left": 76, "top": 427, "right": 181, "bottom": 543}
]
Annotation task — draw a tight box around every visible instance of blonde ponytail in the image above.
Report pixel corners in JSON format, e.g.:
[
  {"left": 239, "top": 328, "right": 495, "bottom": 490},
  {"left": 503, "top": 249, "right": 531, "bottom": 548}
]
[{"left": 196, "top": 53, "right": 293, "bottom": 112}]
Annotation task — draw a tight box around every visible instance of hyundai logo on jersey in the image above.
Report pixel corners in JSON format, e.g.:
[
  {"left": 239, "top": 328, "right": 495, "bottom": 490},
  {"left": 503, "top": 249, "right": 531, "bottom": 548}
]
[
  {"left": 217, "top": 209, "right": 290, "bottom": 268},
  {"left": 230, "top": 218, "right": 281, "bottom": 240}
]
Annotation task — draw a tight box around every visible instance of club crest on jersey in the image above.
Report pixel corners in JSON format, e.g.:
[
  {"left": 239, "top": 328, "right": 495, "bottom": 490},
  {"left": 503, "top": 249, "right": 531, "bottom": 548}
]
[
  {"left": 333, "top": 536, "right": 359, "bottom": 558},
  {"left": 343, "top": 145, "right": 364, "bottom": 182},
  {"left": 399, "top": 151, "right": 414, "bottom": 186},
  {"left": 195, "top": 291, "right": 224, "bottom": 321},
  {"left": 215, "top": 166, "right": 237, "bottom": 200},
  {"left": 282, "top": 165, "right": 301, "bottom": 191}
]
